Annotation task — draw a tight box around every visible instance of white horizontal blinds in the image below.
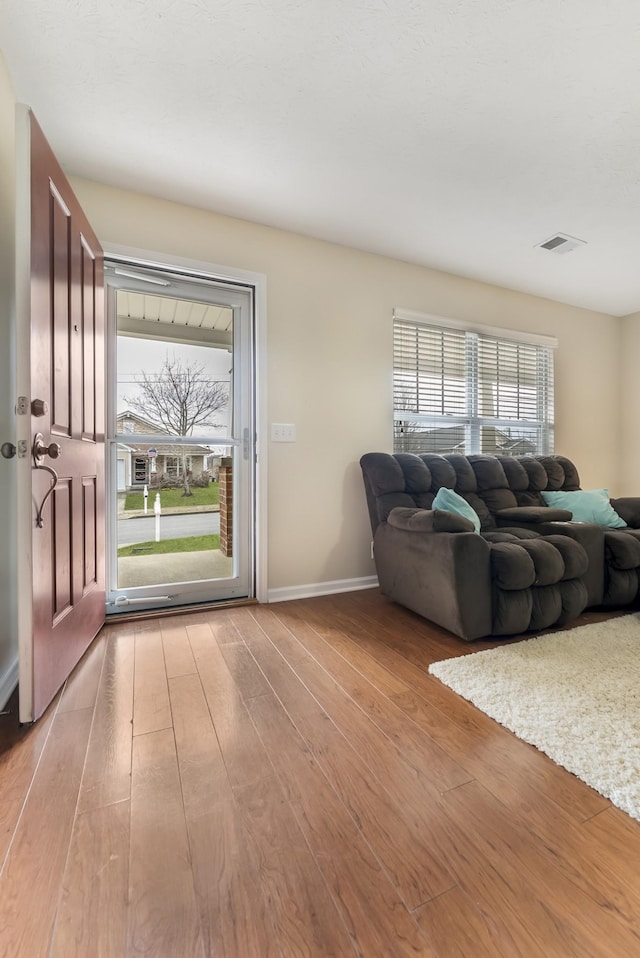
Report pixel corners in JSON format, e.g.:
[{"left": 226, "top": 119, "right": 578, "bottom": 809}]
[
  {"left": 477, "top": 336, "right": 539, "bottom": 420},
  {"left": 393, "top": 321, "right": 466, "bottom": 415},
  {"left": 393, "top": 320, "right": 467, "bottom": 453},
  {"left": 476, "top": 333, "right": 554, "bottom": 454},
  {"left": 537, "top": 344, "right": 555, "bottom": 453},
  {"left": 393, "top": 316, "right": 554, "bottom": 455}
]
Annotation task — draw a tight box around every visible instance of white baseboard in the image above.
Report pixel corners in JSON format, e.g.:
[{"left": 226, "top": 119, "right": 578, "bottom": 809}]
[
  {"left": 267, "top": 575, "right": 378, "bottom": 604},
  {"left": 0, "top": 655, "right": 18, "bottom": 712}
]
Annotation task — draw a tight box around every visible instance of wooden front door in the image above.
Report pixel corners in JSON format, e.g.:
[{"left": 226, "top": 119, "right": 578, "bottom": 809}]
[{"left": 18, "top": 111, "right": 105, "bottom": 722}]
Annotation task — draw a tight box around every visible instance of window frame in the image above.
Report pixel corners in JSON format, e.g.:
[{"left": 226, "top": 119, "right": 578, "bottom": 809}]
[{"left": 393, "top": 309, "right": 557, "bottom": 457}]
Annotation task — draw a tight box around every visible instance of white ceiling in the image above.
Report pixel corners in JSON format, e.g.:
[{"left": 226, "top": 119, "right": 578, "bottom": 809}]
[{"left": 2, "top": 0, "right": 640, "bottom": 316}]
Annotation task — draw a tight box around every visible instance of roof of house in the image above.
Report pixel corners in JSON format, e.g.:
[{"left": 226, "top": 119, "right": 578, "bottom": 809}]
[{"left": 116, "top": 411, "right": 214, "bottom": 455}]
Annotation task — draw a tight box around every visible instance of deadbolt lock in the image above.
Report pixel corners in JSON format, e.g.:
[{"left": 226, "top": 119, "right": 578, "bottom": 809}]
[{"left": 31, "top": 398, "right": 49, "bottom": 417}]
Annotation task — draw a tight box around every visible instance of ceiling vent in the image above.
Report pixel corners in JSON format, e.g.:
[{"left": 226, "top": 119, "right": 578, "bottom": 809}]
[{"left": 536, "top": 232, "right": 587, "bottom": 255}]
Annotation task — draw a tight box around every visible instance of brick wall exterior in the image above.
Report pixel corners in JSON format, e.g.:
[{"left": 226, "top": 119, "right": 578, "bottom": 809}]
[{"left": 219, "top": 457, "right": 233, "bottom": 557}]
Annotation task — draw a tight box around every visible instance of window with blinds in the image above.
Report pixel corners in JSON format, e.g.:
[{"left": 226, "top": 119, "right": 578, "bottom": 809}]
[{"left": 393, "top": 316, "right": 554, "bottom": 456}]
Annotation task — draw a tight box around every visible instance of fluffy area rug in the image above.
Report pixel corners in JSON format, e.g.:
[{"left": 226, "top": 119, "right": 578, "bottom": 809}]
[{"left": 429, "top": 613, "right": 640, "bottom": 821}]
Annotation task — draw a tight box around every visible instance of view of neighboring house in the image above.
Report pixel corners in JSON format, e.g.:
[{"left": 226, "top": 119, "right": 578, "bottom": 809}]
[
  {"left": 393, "top": 423, "right": 537, "bottom": 456},
  {"left": 116, "top": 411, "right": 213, "bottom": 490}
]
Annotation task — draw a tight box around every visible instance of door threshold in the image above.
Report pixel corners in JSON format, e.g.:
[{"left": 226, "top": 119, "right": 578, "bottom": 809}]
[{"left": 104, "top": 596, "right": 258, "bottom": 625}]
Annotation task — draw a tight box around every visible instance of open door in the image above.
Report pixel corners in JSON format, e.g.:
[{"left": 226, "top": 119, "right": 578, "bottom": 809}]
[{"left": 16, "top": 108, "right": 105, "bottom": 722}]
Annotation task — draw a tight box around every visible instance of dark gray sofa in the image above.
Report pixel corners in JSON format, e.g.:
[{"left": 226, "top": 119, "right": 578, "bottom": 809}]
[
  {"left": 495, "top": 455, "right": 640, "bottom": 607},
  {"left": 360, "top": 452, "right": 640, "bottom": 641}
]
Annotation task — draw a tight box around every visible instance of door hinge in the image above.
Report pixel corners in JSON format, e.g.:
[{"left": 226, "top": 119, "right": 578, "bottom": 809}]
[{"left": 16, "top": 396, "right": 29, "bottom": 415}]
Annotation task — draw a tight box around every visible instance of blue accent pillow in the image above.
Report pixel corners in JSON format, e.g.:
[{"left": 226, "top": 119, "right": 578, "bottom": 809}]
[
  {"left": 540, "top": 489, "right": 627, "bottom": 528},
  {"left": 432, "top": 487, "right": 481, "bottom": 533}
]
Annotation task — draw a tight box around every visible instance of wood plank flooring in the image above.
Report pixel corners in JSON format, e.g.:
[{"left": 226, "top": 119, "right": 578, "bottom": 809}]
[{"left": 1, "top": 591, "right": 639, "bottom": 956}]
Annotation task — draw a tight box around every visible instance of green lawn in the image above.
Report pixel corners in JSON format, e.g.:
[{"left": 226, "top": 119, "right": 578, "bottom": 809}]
[
  {"left": 124, "top": 484, "right": 219, "bottom": 511},
  {"left": 118, "top": 533, "right": 221, "bottom": 557}
]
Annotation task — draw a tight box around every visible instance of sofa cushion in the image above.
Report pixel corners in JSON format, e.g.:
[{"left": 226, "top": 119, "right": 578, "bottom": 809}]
[
  {"left": 491, "top": 588, "right": 534, "bottom": 635},
  {"left": 541, "top": 535, "right": 590, "bottom": 579},
  {"left": 482, "top": 531, "right": 534, "bottom": 543},
  {"left": 541, "top": 489, "right": 627, "bottom": 528},
  {"left": 445, "top": 455, "right": 478, "bottom": 493},
  {"left": 529, "top": 585, "right": 563, "bottom": 630},
  {"left": 432, "top": 487, "right": 481, "bottom": 533},
  {"left": 550, "top": 456, "right": 581, "bottom": 490},
  {"left": 415, "top": 455, "right": 456, "bottom": 495},
  {"left": 496, "top": 506, "right": 573, "bottom": 523},
  {"left": 394, "top": 454, "right": 433, "bottom": 495},
  {"left": 556, "top": 578, "right": 589, "bottom": 624},
  {"left": 538, "top": 457, "right": 567, "bottom": 490},
  {"left": 468, "top": 455, "right": 510, "bottom": 492},
  {"left": 488, "top": 542, "right": 536, "bottom": 590},
  {"left": 377, "top": 492, "right": 417, "bottom": 522},
  {"left": 497, "top": 456, "right": 530, "bottom": 491},
  {"left": 489, "top": 527, "right": 542, "bottom": 540},
  {"left": 387, "top": 507, "right": 475, "bottom": 534},
  {"left": 513, "top": 538, "right": 566, "bottom": 585},
  {"left": 479, "top": 487, "right": 518, "bottom": 514},
  {"left": 611, "top": 498, "right": 640, "bottom": 528},
  {"left": 604, "top": 530, "right": 640, "bottom": 570},
  {"left": 517, "top": 458, "right": 548, "bottom": 492}
]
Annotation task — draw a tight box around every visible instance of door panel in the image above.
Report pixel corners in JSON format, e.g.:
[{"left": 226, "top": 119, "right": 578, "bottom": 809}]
[
  {"left": 22, "top": 111, "right": 105, "bottom": 721},
  {"left": 52, "top": 479, "right": 73, "bottom": 619},
  {"left": 83, "top": 476, "right": 98, "bottom": 591},
  {"left": 81, "top": 237, "right": 97, "bottom": 440},
  {"left": 50, "top": 181, "right": 72, "bottom": 436}
]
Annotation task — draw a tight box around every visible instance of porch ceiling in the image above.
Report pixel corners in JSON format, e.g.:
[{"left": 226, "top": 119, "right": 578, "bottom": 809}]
[{"left": 117, "top": 290, "right": 233, "bottom": 348}]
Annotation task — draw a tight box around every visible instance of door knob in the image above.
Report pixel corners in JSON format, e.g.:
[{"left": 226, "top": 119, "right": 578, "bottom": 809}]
[
  {"left": 32, "top": 433, "right": 62, "bottom": 463},
  {"left": 1, "top": 442, "right": 16, "bottom": 459}
]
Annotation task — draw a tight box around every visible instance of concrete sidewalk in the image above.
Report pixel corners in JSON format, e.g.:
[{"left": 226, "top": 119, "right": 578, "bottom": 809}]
[
  {"left": 118, "top": 497, "right": 220, "bottom": 520},
  {"left": 117, "top": 549, "right": 232, "bottom": 588}
]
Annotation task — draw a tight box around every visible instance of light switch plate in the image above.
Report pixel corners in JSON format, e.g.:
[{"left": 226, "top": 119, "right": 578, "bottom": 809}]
[{"left": 271, "top": 423, "right": 296, "bottom": 442}]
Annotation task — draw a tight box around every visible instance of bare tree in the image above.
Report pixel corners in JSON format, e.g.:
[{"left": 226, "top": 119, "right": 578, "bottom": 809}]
[{"left": 127, "top": 354, "right": 229, "bottom": 496}]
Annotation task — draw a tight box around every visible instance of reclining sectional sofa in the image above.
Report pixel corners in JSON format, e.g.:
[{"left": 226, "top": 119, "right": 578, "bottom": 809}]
[{"left": 360, "top": 452, "right": 640, "bottom": 641}]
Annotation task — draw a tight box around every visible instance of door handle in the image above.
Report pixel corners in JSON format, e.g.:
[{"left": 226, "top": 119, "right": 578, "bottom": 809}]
[
  {"left": 32, "top": 433, "right": 61, "bottom": 463},
  {"left": 32, "top": 433, "right": 60, "bottom": 528},
  {"left": 1, "top": 442, "right": 16, "bottom": 459}
]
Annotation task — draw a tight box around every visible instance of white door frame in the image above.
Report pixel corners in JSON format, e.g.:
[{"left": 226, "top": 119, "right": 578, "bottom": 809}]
[{"left": 104, "top": 243, "right": 268, "bottom": 605}]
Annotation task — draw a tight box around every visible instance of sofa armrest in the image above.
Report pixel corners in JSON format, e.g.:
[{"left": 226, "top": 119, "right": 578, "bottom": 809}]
[
  {"left": 496, "top": 506, "right": 573, "bottom": 524},
  {"left": 388, "top": 506, "right": 475, "bottom": 534},
  {"left": 610, "top": 497, "right": 640, "bottom": 528},
  {"left": 373, "top": 522, "right": 492, "bottom": 640}
]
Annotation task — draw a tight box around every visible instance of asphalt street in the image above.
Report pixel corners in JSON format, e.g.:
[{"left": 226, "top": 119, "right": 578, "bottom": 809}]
[{"left": 118, "top": 511, "right": 220, "bottom": 546}]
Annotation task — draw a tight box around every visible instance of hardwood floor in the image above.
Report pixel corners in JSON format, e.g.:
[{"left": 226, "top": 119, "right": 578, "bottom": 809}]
[{"left": 1, "top": 591, "right": 639, "bottom": 957}]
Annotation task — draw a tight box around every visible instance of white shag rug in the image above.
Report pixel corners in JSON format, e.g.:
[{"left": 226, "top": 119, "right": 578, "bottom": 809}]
[{"left": 429, "top": 613, "right": 640, "bottom": 820}]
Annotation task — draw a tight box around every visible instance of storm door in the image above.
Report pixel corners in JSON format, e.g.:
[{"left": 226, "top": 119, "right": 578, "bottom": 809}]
[{"left": 105, "top": 264, "right": 254, "bottom": 613}]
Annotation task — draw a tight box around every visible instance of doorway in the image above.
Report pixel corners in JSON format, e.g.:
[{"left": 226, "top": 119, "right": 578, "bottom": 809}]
[{"left": 105, "top": 261, "right": 256, "bottom": 613}]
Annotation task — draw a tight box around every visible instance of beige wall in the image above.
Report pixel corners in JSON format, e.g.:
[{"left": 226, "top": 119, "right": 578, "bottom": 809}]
[
  {"left": 0, "top": 54, "right": 17, "bottom": 701},
  {"left": 620, "top": 311, "right": 640, "bottom": 495},
  {"left": 69, "top": 176, "right": 621, "bottom": 592}
]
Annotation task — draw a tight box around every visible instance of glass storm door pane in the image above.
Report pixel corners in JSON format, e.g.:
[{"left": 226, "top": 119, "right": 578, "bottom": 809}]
[{"left": 105, "top": 266, "right": 254, "bottom": 614}]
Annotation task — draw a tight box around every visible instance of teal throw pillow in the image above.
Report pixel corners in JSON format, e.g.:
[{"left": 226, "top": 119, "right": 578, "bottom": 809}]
[
  {"left": 540, "top": 489, "right": 627, "bottom": 528},
  {"left": 432, "top": 487, "right": 481, "bottom": 533}
]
